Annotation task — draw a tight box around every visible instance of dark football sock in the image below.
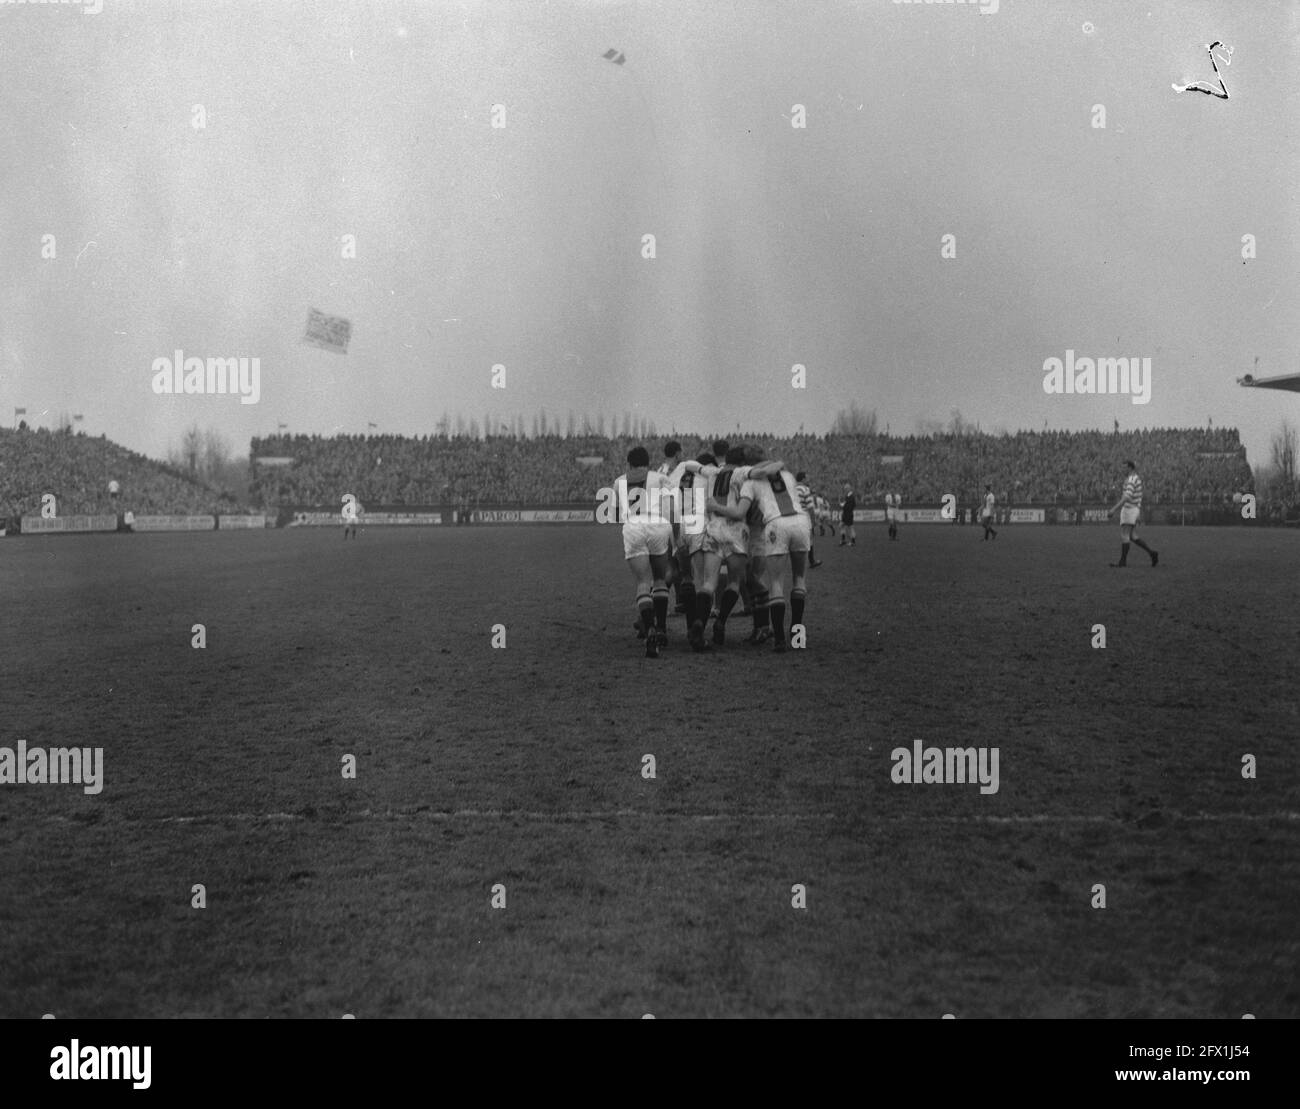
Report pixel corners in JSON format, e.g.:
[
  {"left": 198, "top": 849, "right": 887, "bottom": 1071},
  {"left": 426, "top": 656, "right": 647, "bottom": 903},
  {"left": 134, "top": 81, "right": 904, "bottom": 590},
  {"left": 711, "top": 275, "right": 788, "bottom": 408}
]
[
  {"left": 718, "top": 587, "right": 740, "bottom": 624},
  {"left": 680, "top": 581, "right": 696, "bottom": 613},
  {"left": 652, "top": 586, "right": 669, "bottom": 631},
  {"left": 1118, "top": 542, "right": 1130, "bottom": 565},
  {"left": 791, "top": 589, "right": 806, "bottom": 628},
  {"left": 770, "top": 602, "right": 786, "bottom": 644},
  {"left": 694, "top": 591, "right": 714, "bottom": 627}
]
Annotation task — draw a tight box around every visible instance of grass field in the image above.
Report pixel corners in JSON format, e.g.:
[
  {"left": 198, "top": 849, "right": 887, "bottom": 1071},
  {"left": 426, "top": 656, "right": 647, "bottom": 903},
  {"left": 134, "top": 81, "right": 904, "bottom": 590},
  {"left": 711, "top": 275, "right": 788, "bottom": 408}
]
[{"left": 2, "top": 523, "right": 1297, "bottom": 1018}]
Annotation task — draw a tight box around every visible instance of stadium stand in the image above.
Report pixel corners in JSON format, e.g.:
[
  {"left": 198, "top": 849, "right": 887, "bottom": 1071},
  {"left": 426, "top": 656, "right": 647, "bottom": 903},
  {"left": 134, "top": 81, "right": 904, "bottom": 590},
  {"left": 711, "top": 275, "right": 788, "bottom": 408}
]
[
  {"left": 249, "top": 427, "right": 1255, "bottom": 510},
  {"left": 1, "top": 426, "right": 249, "bottom": 524}
]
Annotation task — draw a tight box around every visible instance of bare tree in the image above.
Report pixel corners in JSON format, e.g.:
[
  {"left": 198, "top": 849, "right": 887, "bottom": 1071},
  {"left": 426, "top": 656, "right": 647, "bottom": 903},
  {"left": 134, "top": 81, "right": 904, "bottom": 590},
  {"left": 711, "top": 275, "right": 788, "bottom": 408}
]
[
  {"left": 201, "top": 428, "right": 231, "bottom": 483},
  {"left": 181, "top": 423, "right": 203, "bottom": 474},
  {"left": 1270, "top": 420, "right": 1297, "bottom": 495},
  {"left": 831, "top": 402, "right": 878, "bottom": 435},
  {"left": 948, "top": 409, "right": 973, "bottom": 436}
]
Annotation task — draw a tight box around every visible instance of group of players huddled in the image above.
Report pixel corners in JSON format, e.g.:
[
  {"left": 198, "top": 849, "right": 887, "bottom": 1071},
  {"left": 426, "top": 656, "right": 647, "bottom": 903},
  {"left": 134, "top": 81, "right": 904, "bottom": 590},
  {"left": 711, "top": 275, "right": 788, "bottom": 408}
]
[{"left": 615, "top": 438, "right": 854, "bottom": 658}]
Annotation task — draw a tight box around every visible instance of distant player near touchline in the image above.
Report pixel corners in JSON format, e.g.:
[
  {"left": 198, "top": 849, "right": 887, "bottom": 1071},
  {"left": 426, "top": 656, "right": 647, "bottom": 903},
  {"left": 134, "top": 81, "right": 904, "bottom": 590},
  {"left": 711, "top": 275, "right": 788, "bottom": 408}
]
[
  {"left": 980, "top": 484, "right": 997, "bottom": 541},
  {"left": 839, "top": 482, "right": 856, "bottom": 546},
  {"left": 813, "top": 492, "right": 836, "bottom": 538},
  {"left": 794, "top": 472, "right": 823, "bottom": 567},
  {"left": 1108, "top": 459, "right": 1158, "bottom": 568},
  {"left": 885, "top": 491, "right": 901, "bottom": 541},
  {"left": 342, "top": 496, "right": 362, "bottom": 539}
]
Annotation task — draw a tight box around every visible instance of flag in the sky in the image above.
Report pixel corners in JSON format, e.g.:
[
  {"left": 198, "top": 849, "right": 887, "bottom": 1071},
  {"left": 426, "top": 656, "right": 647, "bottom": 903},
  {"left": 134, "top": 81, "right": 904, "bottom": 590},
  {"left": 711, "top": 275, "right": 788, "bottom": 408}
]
[{"left": 303, "top": 308, "right": 352, "bottom": 354}]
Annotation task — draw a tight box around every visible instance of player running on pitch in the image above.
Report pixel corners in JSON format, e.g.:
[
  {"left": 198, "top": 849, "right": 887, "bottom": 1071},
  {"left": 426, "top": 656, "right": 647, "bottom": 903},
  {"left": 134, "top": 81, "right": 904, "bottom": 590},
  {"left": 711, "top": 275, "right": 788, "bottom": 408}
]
[
  {"left": 616, "top": 446, "right": 676, "bottom": 657},
  {"left": 885, "top": 491, "right": 901, "bottom": 540},
  {"left": 1108, "top": 460, "right": 1158, "bottom": 568}
]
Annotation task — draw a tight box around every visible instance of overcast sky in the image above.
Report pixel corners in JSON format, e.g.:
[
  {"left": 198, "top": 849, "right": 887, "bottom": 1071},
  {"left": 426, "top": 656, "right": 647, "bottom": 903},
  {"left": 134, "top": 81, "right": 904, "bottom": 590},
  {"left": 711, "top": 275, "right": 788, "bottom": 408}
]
[{"left": 1, "top": 0, "right": 1296, "bottom": 467}]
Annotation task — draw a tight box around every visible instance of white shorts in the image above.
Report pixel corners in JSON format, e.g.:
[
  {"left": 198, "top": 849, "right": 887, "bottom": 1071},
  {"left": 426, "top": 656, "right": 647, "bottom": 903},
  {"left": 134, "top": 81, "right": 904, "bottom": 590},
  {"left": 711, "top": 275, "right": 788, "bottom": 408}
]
[
  {"left": 764, "top": 514, "right": 812, "bottom": 555},
  {"left": 1120, "top": 506, "right": 1140, "bottom": 528},
  {"left": 702, "top": 517, "right": 748, "bottom": 559},
  {"left": 886, "top": 507, "right": 898, "bottom": 523},
  {"left": 681, "top": 528, "right": 707, "bottom": 556},
  {"left": 623, "top": 522, "right": 672, "bottom": 559}
]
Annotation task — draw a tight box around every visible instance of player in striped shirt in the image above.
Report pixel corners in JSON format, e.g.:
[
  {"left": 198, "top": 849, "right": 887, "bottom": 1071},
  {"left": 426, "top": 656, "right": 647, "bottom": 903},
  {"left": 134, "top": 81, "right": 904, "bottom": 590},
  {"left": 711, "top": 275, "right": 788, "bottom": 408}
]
[
  {"left": 691, "top": 446, "right": 787, "bottom": 649},
  {"left": 711, "top": 460, "right": 812, "bottom": 652},
  {"left": 1107, "top": 460, "right": 1158, "bottom": 567},
  {"left": 657, "top": 440, "right": 695, "bottom": 614},
  {"left": 795, "top": 472, "right": 823, "bottom": 567}
]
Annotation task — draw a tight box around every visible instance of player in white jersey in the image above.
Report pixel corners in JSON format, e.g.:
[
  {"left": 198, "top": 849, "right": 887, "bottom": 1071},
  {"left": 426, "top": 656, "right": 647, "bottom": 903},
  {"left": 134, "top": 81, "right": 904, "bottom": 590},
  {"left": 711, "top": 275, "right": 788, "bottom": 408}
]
[
  {"left": 885, "top": 492, "right": 901, "bottom": 541},
  {"left": 712, "top": 461, "right": 812, "bottom": 652},
  {"left": 980, "top": 484, "right": 997, "bottom": 541},
  {"left": 690, "top": 445, "right": 786, "bottom": 650},
  {"left": 812, "top": 493, "right": 835, "bottom": 537},
  {"left": 616, "top": 445, "right": 675, "bottom": 657},
  {"left": 341, "top": 495, "right": 362, "bottom": 539},
  {"left": 657, "top": 440, "right": 695, "bottom": 613},
  {"left": 1107, "top": 459, "right": 1158, "bottom": 567},
  {"left": 795, "top": 472, "right": 823, "bottom": 567}
]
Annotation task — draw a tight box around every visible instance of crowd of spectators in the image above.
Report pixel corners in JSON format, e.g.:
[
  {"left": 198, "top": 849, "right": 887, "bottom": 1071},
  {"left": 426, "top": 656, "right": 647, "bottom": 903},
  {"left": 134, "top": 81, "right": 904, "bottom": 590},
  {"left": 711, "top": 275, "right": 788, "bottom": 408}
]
[
  {"left": 249, "top": 426, "right": 1255, "bottom": 510},
  {"left": 1, "top": 425, "right": 246, "bottom": 523}
]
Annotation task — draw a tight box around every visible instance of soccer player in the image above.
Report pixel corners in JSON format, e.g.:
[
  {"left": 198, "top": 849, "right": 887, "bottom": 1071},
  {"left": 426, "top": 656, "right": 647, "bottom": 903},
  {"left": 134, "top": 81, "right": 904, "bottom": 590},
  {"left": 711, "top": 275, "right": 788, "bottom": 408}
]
[
  {"left": 342, "top": 496, "right": 361, "bottom": 539},
  {"left": 795, "top": 472, "right": 823, "bottom": 567},
  {"left": 980, "top": 484, "right": 997, "bottom": 541},
  {"left": 616, "top": 446, "right": 676, "bottom": 657},
  {"left": 712, "top": 459, "right": 812, "bottom": 652},
  {"left": 657, "top": 440, "right": 692, "bottom": 611},
  {"left": 692, "top": 446, "right": 785, "bottom": 650},
  {"left": 885, "top": 491, "right": 901, "bottom": 540},
  {"left": 839, "top": 482, "right": 856, "bottom": 546},
  {"left": 1108, "top": 460, "right": 1158, "bottom": 568},
  {"left": 813, "top": 492, "right": 835, "bottom": 537}
]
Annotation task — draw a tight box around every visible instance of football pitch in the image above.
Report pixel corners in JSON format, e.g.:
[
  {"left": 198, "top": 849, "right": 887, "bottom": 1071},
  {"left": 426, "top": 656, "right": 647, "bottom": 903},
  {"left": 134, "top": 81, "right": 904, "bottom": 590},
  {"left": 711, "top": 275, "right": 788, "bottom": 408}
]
[{"left": 2, "top": 524, "right": 1297, "bottom": 1018}]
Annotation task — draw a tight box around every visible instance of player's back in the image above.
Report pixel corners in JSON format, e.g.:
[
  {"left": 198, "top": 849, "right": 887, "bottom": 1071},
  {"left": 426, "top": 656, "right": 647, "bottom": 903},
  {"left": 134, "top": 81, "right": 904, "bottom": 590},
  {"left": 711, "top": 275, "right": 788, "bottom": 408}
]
[
  {"left": 707, "top": 463, "right": 750, "bottom": 517},
  {"left": 744, "top": 468, "right": 801, "bottom": 523},
  {"left": 616, "top": 468, "right": 673, "bottom": 524}
]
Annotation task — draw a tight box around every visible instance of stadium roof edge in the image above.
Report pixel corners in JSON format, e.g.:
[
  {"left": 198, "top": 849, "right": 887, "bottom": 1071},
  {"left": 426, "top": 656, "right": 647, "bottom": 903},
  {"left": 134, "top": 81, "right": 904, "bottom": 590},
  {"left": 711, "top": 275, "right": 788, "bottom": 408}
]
[{"left": 1236, "top": 373, "right": 1300, "bottom": 392}]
